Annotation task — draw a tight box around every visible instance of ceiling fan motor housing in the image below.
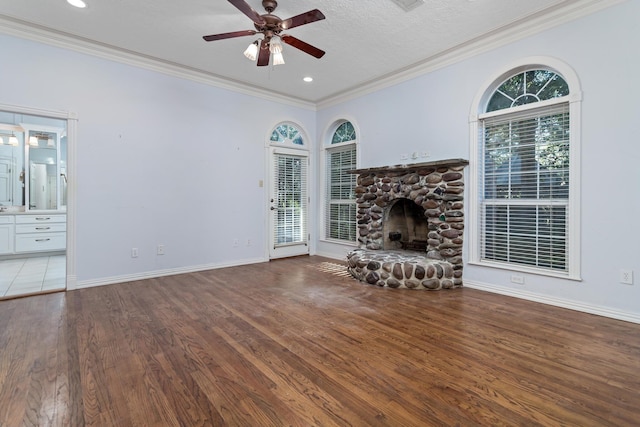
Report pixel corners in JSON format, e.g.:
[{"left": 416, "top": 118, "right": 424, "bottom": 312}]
[
  {"left": 255, "top": 14, "right": 283, "bottom": 36},
  {"left": 262, "top": 0, "right": 278, "bottom": 13}
]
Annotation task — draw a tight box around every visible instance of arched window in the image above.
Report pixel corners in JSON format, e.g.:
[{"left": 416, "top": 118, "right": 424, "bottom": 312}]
[
  {"left": 324, "top": 121, "right": 357, "bottom": 242},
  {"left": 470, "top": 62, "right": 581, "bottom": 278},
  {"left": 270, "top": 123, "right": 304, "bottom": 146},
  {"left": 486, "top": 70, "right": 569, "bottom": 111}
]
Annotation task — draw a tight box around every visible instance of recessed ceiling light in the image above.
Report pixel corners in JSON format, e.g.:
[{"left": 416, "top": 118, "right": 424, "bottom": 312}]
[
  {"left": 67, "top": 0, "right": 87, "bottom": 8},
  {"left": 390, "top": 0, "right": 425, "bottom": 12},
  {"left": 303, "top": 76, "right": 313, "bottom": 82}
]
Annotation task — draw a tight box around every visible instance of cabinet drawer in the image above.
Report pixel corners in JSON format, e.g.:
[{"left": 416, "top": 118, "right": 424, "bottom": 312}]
[
  {"left": 15, "top": 233, "right": 66, "bottom": 252},
  {"left": 16, "top": 214, "right": 66, "bottom": 224},
  {"left": 0, "top": 215, "right": 15, "bottom": 224},
  {"left": 16, "top": 223, "right": 66, "bottom": 234}
]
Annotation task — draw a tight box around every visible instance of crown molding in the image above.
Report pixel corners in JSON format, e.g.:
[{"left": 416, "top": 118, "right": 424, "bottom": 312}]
[
  {"left": 0, "top": 14, "right": 317, "bottom": 111},
  {"left": 0, "top": 0, "right": 627, "bottom": 111},
  {"left": 315, "top": 0, "right": 627, "bottom": 109}
]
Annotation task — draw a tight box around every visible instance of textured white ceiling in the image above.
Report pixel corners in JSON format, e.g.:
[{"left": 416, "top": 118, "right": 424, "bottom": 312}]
[{"left": 0, "top": 0, "right": 618, "bottom": 104}]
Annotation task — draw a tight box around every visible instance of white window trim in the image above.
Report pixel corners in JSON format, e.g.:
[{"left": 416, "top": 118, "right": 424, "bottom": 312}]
[
  {"left": 264, "top": 120, "right": 312, "bottom": 258},
  {"left": 468, "top": 57, "right": 582, "bottom": 280}
]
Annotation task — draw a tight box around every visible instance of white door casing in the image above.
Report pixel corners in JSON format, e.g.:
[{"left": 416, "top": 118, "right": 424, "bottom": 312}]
[{"left": 268, "top": 146, "right": 309, "bottom": 259}]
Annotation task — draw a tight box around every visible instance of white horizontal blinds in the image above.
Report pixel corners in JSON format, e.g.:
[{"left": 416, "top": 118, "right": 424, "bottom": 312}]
[
  {"left": 273, "top": 153, "right": 307, "bottom": 247},
  {"left": 326, "top": 144, "right": 357, "bottom": 241},
  {"left": 480, "top": 103, "right": 570, "bottom": 271}
]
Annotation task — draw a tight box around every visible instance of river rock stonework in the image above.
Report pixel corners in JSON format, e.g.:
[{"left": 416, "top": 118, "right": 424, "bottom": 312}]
[
  {"left": 347, "top": 159, "right": 469, "bottom": 290},
  {"left": 347, "top": 249, "right": 456, "bottom": 290}
]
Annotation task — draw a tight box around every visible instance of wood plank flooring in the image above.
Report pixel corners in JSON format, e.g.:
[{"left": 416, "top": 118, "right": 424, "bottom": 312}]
[{"left": 1, "top": 255, "right": 639, "bottom": 426}]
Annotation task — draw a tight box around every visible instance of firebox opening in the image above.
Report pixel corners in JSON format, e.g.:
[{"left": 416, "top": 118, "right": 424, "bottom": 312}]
[{"left": 383, "top": 199, "right": 430, "bottom": 252}]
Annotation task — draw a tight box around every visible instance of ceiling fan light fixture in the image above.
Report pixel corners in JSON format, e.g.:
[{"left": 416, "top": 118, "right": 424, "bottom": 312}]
[
  {"left": 8, "top": 134, "right": 19, "bottom": 146},
  {"left": 269, "top": 36, "right": 283, "bottom": 54},
  {"left": 243, "top": 40, "right": 259, "bottom": 61},
  {"left": 272, "top": 51, "right": 285, "bottom": 65},
  {"left": 268, "top": 36, "right": 285, "bottom": 65},
  {"left": 29, "top": 136, "right": 39, "bottom": 146}
]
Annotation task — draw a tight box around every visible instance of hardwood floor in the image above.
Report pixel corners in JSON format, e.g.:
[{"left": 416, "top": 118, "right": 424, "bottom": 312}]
[{"left": 1, "top": 255, "right": 639, "bottom": 426}]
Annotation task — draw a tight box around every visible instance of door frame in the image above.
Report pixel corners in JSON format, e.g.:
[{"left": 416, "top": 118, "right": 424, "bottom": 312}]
[
  {"left": 265, "top": 122, "right": 311, "bottom": 260},
  {"left": 0, "top": 103, "right": 77, "bottom": 290}
]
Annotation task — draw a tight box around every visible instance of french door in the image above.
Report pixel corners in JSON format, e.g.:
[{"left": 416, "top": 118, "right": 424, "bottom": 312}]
[{"left": 268, "top": 147, "right": 309, "bottom": 259}]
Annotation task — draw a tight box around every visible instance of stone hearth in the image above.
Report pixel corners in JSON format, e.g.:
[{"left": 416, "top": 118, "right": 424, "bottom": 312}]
[
  {"left": 347, "top": 159, "right": 469, "bottom": 290},
  {"left": 347, "top": 249, "right": 456, "bottom": 289}
]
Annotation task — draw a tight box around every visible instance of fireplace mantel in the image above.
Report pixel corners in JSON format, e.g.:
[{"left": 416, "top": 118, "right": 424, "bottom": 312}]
[{"left": 349, "top": 158, "right": 469, "bottom": 175}]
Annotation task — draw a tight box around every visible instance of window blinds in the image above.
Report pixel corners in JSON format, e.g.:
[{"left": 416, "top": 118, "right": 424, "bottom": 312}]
[
  {"left": 273, "top": 153, "right": 308, "bottom": 247},
  {"left": 326, "top": 144, "right": 357, "bottom": 242},
  {"left": 479, "top": 103, "right": 570, "bottom": 271}
]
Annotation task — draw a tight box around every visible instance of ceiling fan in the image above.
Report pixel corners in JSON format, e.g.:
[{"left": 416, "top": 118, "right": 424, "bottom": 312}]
[{"left": 203, "top": 0, "right": 326, "bottom": 66}]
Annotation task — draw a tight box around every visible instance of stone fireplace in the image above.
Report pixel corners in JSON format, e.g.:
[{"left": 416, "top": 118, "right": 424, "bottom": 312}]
[{"left": 346, "top": 159, "right": 469, "bottom": 290}]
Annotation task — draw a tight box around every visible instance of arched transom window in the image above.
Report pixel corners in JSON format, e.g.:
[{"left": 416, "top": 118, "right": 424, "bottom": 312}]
[
  {"left": 331, "top": 121, "right": 356, "bottom": 144},
  {"left": 487, "top": 70, "right": 569, "bottom": 111},
  {"left": 270, "top": 123, "right": 304, "bottom": 146}
]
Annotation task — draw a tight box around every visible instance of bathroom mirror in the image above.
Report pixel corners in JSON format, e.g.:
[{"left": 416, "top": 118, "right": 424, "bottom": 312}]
[
  {"left": 0, "top": 125, "right": 24, "bottom": 207},
  {"left": 24, "top": 127, "right": 63, "bottom": 210},
  {"left": 0, "top": 112, "right": 67, "bottom": 212}
]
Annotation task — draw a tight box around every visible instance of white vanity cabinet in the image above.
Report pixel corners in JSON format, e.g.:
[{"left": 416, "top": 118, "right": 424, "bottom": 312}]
[
  {"left": 14, "top": 214, "right": 66, "bottom": 253},
  {"left": 0, "top": 216, "right": 14, "bottom": 254}
]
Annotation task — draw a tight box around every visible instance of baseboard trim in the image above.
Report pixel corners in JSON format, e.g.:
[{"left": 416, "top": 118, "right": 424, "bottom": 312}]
[
  {"left": 66, "top": 274, "right": 78, "bottom": 291},
  {"left": 75, "top": 257, "right": 268, "bottom": 289},
  {"left": 464, "top": 279, "right": 640, "bottom": 324},
  {"left": 314, "top": 250, "right": 348, "bottom": 261}
]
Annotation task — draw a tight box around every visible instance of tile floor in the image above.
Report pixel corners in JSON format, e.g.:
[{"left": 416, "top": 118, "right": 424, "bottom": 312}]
[{"left": 0, "top": 255, "right": 66, "bottom": 298}]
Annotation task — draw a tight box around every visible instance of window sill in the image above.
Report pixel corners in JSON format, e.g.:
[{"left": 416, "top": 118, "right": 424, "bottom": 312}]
[
  {"left": 467, "top": 260, "right": 582, "bottom": 282},
  {"left": 319, "top": 238, "right": 359, "bottom": 248}
]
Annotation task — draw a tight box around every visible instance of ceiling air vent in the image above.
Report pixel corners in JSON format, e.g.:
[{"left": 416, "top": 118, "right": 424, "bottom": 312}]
[{"left": 390, "top": 0, "right": 425, "bottom": 12}]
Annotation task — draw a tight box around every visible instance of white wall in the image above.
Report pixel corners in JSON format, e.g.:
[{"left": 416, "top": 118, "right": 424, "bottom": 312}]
[
  {"left": 1, "top": 1, "right": 638, "bottom": 322},
  {"left": 316, "top": 1, "right": 640, "bottom": 322},
  {"left": 0, "top": 34, "right": 316, "bottom": 286}
]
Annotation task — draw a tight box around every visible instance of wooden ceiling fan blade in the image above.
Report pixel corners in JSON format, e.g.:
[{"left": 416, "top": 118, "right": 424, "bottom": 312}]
[
  {"left": 227, "top": 0, "right": 265, "bottom": 25},
  {"left": 281, "top": 35, "right": 325, "bottom": 58},
  {"left": 257, "top": 39, "right": 270, "bottom": 66},
  {"left": 203, "top": 30, "right": 257, "bottom": 42},
  {"left": 281, "top": 9, "right": 325, "bottom": 30}
]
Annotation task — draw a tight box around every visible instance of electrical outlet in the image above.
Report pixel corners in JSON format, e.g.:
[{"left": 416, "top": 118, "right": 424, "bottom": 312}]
[
  {"left": 233, "top": 239, "right": 239, "bottom": 247},
  {"left": 246, "top": 239, "right": 251, "bottom": 246},
  {"left": 157, "top": 244, "right": 165, "bottom": 255},
  {"left": 620, "top": 269, "right": 633, "bottom": 285},
  {"left": 510, "top": 274, "right": 525, "bottom": 284},
  {"left": 131, "top": 248, "right": 138, "bottom": 258}
]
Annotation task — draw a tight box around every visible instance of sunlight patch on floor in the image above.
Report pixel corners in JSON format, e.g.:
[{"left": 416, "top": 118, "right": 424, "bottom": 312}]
[{"left": 313, "top": 261, "right": 352, "bottom": 278}]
